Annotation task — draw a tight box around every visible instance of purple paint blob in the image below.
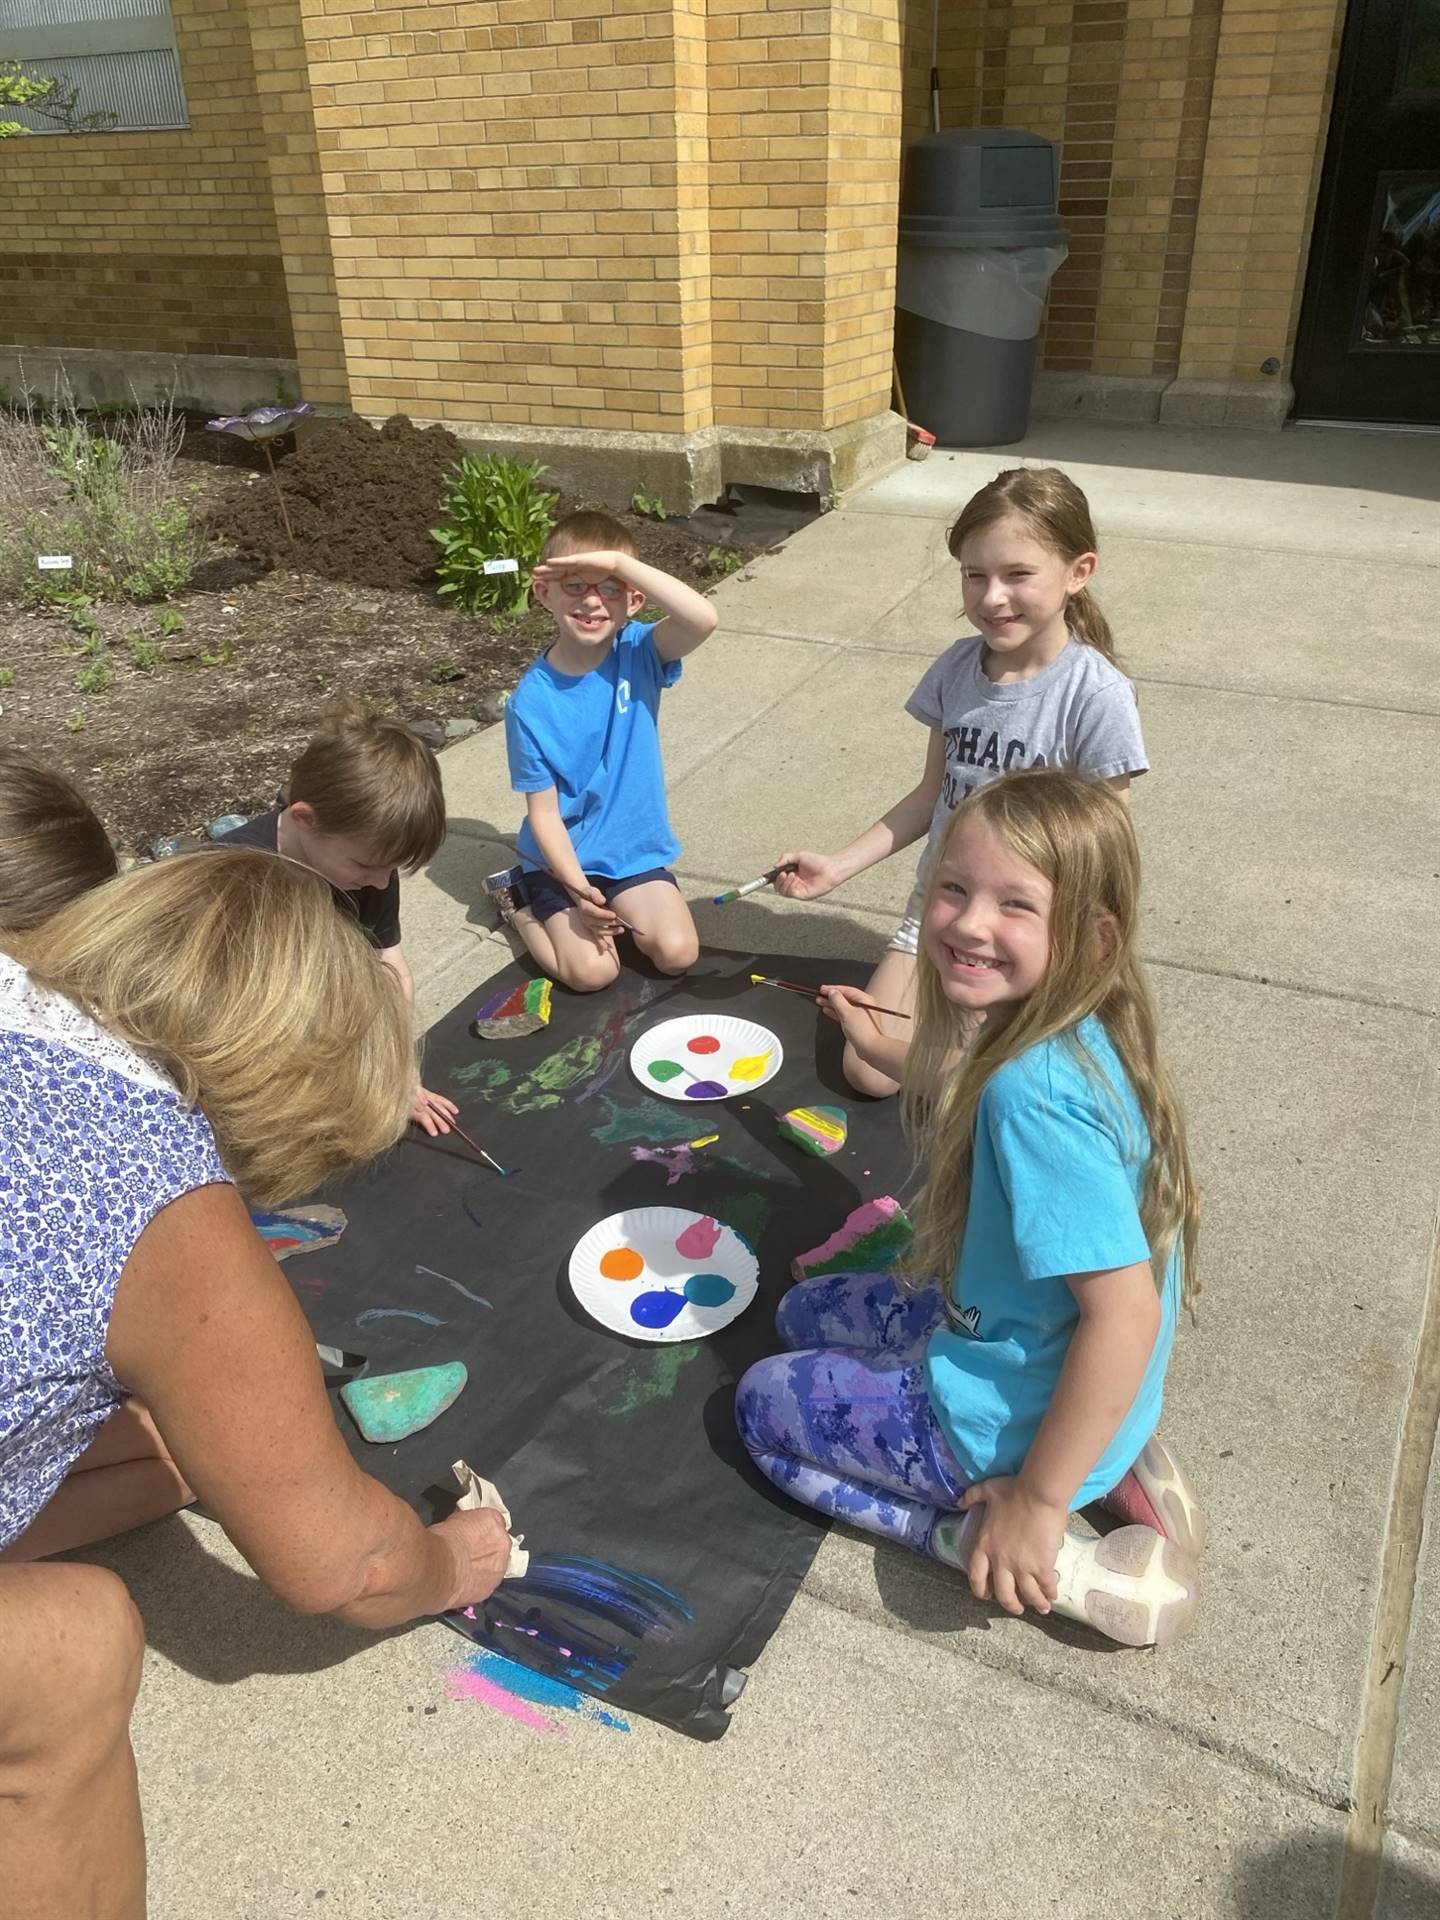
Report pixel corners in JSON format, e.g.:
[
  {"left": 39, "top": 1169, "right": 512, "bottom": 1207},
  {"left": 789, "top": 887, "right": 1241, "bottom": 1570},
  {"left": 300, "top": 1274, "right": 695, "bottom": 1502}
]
[
  {"left": 683, "top": 1080, "right": 727, "bottom": 1099},
  {"left": 630, "top": 1289, "right": 686, "bottom": 1330},
  {"left": 683, "top": 1272, "right": 736, "bottom": 1308},
  {"left": 630, "top": 1143, "right": 699, "bottom": 1186}
]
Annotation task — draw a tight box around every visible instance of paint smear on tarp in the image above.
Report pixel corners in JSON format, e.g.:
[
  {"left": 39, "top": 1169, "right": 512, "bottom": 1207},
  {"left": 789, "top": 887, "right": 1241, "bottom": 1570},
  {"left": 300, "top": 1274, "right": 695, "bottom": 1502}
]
[
  {"left": 592, "top": 1094, "right": 698, "bottom": 1147},
  {"left": 602, "top": 1344, "right": 700, "bottom": 1416},
  {"left": 445, "top": 1646, "right": 629, "bottom": 1735}
]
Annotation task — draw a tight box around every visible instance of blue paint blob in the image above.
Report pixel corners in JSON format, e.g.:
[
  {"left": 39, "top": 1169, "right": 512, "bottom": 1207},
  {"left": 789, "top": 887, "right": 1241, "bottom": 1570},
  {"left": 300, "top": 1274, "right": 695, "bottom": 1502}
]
[
  {"left": 683, "top": 1271, "right": 736, "bottom": 1308},
  {"left": 683, "top": 1080, "right": 727, "bottom": 1099},
  {"left": 630, "top": 1289, "right": 686, "bottom": 1330}
]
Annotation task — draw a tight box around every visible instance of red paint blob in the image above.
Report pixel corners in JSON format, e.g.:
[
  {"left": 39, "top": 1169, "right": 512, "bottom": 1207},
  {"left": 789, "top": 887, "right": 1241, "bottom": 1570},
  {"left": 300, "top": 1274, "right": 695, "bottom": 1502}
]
[{"left": 687, "top": 1035, "right": 722, "bottom": 1055}]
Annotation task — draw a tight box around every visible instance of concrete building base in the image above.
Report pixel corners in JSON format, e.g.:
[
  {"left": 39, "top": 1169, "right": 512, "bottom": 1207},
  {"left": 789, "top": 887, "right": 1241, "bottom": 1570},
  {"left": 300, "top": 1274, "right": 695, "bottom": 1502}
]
[
  {"left": 1032, "top": 369, "right": 1295, "bottom": 431},
  {"left": 425, "top": 410, "right": 908, "bottom": 512},
  {"left": 0, "top": 345, "right": 302, "bottom": 415}
]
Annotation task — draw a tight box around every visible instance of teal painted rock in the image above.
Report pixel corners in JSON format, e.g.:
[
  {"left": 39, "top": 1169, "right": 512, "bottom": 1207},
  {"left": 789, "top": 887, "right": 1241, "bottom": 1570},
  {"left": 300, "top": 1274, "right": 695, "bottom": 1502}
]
[{"left": 341, "top": 1362, "right": 468, "bottom": 1443}]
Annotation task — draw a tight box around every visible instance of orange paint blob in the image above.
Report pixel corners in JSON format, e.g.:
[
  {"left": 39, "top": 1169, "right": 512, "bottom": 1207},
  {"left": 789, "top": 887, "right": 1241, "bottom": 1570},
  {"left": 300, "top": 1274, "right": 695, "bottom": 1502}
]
[{"left": 599, "top": 1246, "right": 645, "bottom": 1282}]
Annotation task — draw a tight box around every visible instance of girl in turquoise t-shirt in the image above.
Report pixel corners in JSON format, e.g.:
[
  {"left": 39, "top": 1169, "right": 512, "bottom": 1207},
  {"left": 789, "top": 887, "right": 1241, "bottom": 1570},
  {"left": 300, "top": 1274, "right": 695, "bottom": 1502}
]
[{"left": 735, "top": 768, "right": 1206, "bottom": 1648}]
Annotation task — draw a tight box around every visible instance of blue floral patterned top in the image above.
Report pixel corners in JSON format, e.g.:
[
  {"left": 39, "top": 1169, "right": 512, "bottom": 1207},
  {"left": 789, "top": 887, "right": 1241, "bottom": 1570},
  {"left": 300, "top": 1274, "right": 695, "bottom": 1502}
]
[{"left": 0, "top": 954, "right": 231, "bottom": 1548}]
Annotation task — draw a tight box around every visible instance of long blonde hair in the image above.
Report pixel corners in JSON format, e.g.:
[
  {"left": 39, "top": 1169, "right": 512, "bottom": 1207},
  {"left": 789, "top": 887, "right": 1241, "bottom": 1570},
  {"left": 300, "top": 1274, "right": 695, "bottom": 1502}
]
[
  {"left": 948, "top": 466, "right": 1116, "bottom": 662},
  {"left": 900, "top": 769, "right": 1199, "bottom": 1311},
  {"left": 9, "top": 849, "right": 416, "bottom": 1206}
]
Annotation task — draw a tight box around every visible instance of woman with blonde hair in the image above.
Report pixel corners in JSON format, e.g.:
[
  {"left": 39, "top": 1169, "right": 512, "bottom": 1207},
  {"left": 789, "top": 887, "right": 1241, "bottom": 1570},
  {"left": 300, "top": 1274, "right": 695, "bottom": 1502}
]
[
  {"left": 0, "top": 850, "right": 513, "bottom": 1920},
  {"left": 737, "top": 769, "right": 1205, "bottom": 1649}
]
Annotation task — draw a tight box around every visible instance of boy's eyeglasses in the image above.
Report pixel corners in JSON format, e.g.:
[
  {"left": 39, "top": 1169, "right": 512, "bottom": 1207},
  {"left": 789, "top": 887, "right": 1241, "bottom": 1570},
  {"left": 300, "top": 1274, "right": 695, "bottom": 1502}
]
[{"left": 554, "top": 576, "right": 630, "bottom": 602}]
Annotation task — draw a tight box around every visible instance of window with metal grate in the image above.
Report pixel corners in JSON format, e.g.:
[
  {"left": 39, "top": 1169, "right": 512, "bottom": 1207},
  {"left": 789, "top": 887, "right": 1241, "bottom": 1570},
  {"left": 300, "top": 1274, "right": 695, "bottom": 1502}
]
[{"left": 0, "top": 0, "right": 188, "bottom": 133}]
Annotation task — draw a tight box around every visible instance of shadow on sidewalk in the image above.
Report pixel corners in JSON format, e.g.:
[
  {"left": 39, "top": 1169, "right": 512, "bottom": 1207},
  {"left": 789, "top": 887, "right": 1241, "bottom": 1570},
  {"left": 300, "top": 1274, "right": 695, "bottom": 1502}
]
[{"left": 1234, "top": 1830, "right": 1440, "bottom": 1919}]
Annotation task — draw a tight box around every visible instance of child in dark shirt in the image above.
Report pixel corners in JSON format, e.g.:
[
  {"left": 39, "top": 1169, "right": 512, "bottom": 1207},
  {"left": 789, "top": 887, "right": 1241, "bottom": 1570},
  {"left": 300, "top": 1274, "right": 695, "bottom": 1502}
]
[{"left": 219, "top": 701, "right": 457, "bottom": 1134}]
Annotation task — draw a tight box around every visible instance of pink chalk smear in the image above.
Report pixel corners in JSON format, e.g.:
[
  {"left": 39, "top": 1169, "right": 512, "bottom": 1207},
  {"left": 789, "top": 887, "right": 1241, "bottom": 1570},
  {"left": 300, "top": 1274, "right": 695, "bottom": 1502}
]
[
  {"left": 445, "top": 1665, "right": 565, "bottom": 1735},
  {"left": 675, "top": 1215, "right": 722, "bottom": 1259}
]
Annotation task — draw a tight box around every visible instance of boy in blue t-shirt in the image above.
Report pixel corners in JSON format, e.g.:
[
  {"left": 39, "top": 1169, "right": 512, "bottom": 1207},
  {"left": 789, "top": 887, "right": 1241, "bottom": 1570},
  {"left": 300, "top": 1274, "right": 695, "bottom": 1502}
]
[{"left": 496, "top": 509, "right": 719, "bottom": 992}]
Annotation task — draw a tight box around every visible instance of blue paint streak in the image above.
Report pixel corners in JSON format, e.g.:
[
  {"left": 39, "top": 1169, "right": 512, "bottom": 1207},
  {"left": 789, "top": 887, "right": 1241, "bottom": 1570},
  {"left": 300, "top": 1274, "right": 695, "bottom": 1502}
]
[
  {"left": 356, "top": 1307, "right": 444, "bottom": 1328},
  {"left": 458, "top": 1647, "right": 630, "bottom": 1729}
]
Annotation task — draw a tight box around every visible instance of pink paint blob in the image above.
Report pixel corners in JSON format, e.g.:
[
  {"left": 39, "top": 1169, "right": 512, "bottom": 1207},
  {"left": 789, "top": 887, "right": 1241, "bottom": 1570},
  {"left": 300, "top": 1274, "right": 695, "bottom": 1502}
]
[
  {"left": 675, "top": 1214, "right": 722, "bottom": 1260},
  {"left": 444, "top": 1667, "right": 565, "bottom": 1734},
  {"left": 686, "top": 1034, "right": 721, "bottom": 1054}
]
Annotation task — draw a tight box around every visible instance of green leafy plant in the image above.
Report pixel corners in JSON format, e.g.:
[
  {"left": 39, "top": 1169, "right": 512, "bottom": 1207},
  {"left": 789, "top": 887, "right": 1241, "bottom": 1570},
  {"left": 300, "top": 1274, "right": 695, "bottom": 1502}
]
[
  {"left": 0, "top": 667, "right": 14, "bottom": 689},
  {"left": 76, "top": 660, "right": 112, "bottom": 694},
  {"left": 431, "top": 455, "right": 555, "bottom": 614},
  {"left": 427, "top": 660, "right": 464, "bottom": 684},
  {"left": 64, "top": 712, "right": 86, "bottom": 732},
  {"left": 69, "top": 604, "right": 99, "bottom": 636},
  {"left": 631, "top": 487, "right": 668, "bottom": 520},
  {"left": 156, "top": 607, "right": 184, "bottom": 636},
  {"left": 704, "top": 543, "right": 745, "bottom": 579},
  {"left": 126, "top": 631, "right": 162, "bottom": 670},
  {"left": 200, "top": 638, "right": 237, "bottom": 666},
  {"left": 44, "top": 423, "right": 126, "bottom": 504}
]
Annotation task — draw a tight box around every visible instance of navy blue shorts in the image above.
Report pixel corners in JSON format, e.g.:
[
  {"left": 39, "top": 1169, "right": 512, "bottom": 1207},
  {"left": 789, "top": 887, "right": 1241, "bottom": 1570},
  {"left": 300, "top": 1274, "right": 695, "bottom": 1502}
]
[{"left": 523, "top": 866, "right": 678, "bottom": 925}]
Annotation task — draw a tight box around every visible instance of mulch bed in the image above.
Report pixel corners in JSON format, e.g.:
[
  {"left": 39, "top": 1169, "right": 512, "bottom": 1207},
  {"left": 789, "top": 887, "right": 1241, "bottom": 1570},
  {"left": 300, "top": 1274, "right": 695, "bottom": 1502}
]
[{"left": 0, "top": 414, "right": 767, "bottom": 855}]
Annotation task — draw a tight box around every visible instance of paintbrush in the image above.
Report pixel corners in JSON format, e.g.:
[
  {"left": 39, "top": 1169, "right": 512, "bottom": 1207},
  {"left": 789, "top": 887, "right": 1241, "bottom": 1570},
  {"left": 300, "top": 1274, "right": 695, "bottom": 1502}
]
[
  {"left": 748, "top": 972, "right": 913, "bottom": 1021},
  {"left": 446, "top": 1118, "right": 515, "bottom": 1178},
  {"left": 545, "top": 868, "right": 642, "bottom": 937},
  {"left": 713, "top": 861, "right": 799, "bottom": 906}
]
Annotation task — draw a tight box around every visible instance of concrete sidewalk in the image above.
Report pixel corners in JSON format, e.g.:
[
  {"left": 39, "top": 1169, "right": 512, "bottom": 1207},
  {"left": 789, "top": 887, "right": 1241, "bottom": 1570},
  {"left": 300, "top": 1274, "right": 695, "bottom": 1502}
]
[{"left": 113, "top": 421, "right": 1440, "bottom": 1918}]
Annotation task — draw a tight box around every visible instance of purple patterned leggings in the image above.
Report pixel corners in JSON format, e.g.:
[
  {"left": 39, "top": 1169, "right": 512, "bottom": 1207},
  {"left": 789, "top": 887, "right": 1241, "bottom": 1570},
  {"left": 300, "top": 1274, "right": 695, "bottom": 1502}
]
[{"left": 734, "top": 1271, "right": 970, "bottom": 1556}]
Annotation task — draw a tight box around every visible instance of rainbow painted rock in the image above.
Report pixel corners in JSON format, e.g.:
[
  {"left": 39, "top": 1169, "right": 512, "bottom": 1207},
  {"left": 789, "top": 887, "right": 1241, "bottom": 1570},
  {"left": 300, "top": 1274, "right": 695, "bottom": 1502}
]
[
  {"left": 791, "top": 1197, "right": 913, "bottom": 1281},
  {"left": 250, "top": 1203, "right": 347, "bottom": 1262},
  {"left": 340, "top": 1362, "right": 468, "bottom": 1443},
  {"left": 472, "top": 976, "right": 553, "bottom": 1041},
  {"left": 777, "top": 1104, "right": 848, "bottom": 1158}
]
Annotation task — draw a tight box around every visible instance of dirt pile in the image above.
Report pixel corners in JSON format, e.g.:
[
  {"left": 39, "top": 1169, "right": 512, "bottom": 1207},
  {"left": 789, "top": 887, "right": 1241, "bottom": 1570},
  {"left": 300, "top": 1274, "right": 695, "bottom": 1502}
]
[{"left": 208, "top": 414, "right": 465, "bottom": 589}]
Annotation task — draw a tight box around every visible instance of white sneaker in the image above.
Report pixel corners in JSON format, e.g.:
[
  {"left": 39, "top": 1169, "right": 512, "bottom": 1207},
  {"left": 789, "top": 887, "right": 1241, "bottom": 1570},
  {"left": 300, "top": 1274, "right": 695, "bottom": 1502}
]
[{"left": 931, "top": 1511, "right": 1201, "bottom": 1649}]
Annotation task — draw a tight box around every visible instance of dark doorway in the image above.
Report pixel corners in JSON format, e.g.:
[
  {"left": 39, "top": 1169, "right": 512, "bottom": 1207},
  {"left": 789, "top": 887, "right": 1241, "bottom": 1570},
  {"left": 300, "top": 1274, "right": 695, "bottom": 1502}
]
[{"left": 1294, "top": 0, "right": 1440, "bottom": 425}]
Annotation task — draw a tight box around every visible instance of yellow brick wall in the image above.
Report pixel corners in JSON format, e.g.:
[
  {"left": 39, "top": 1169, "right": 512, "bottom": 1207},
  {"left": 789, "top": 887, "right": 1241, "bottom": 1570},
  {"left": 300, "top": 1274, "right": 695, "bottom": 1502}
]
[
  {"left": 898, "top": 0, "right": 1346, "bottom": 387},
  {"left": 0, "top": 0, "right": 295, "bottom": 363},
  {"left": 294, "top": 0, "right": 717, "bottom": 435}
]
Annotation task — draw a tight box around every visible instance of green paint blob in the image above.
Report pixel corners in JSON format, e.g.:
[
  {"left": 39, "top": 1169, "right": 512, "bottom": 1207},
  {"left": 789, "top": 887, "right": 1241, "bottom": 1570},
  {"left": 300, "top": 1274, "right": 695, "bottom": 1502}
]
[
  {"left": 530, "top": 1033, "right": 603, "bottom": 1093},
  {"left": 648, "top": 1059, "right": 684, "bottom": 1083},
  {"left": 591, "top": 1095, "right": 698, "bottom": 1147},
  {"left": 451, "top": 1059, "right": 513, "bottom": 1091},
  {"left": 602, "top": 1344, "right": 700, "bottom": 1417}
]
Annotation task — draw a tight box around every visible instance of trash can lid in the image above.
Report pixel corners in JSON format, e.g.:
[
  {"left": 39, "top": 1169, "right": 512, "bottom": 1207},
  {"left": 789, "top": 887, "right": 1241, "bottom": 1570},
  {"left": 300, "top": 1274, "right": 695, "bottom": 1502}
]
[{"left": 900, "top": 127, "right": 1063, "bottom": 243}]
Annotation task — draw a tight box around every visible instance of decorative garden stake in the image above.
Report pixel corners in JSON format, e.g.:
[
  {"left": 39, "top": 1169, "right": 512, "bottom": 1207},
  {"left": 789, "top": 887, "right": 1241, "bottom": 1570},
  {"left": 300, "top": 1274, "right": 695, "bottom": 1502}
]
[{"left": 205, "top": 402, "right": 313, "bottom": 569}]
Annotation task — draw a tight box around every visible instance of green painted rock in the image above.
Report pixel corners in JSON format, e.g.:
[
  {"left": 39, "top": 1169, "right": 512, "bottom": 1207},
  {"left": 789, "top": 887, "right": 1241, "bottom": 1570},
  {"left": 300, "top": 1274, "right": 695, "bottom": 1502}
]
[{"left": 341, "top": 1362, "right": 468, "bottom": 1443}]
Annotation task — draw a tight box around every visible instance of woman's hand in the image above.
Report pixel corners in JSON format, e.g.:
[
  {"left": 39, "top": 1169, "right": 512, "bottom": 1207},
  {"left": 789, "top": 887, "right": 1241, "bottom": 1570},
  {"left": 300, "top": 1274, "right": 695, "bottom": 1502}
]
[
  {"left": 410, "top": 1086, "right": 459, "bottom": 1136},
  {"left": 430, "top": 1507, "right": 517, "bottom": 1610},
  {"left": 957, "top": 1477, "right": 1067, "bottom": 1617},
  {"left": 772, "top": 850, "right": 841, "bottom": 900}
]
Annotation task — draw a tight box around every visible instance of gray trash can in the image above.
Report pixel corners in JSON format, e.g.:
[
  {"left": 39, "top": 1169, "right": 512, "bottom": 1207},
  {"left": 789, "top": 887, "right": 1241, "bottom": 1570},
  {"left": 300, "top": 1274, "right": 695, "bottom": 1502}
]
[{"left": 896, "top": 128, "right": 1068, "bottom": 448}]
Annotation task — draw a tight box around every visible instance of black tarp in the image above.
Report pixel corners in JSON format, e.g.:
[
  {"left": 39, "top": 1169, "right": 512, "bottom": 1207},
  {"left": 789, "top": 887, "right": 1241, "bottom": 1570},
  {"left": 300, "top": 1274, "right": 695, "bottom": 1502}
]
[{"left": 280, "top": 949, "right": 914, "bottom": 1739}]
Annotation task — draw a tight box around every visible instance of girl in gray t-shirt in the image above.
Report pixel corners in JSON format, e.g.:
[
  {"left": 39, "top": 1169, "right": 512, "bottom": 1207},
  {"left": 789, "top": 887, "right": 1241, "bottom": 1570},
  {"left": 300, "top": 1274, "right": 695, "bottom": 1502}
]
[{"left": 773, "top": 466, "right": 1148, "bottom": 1096}]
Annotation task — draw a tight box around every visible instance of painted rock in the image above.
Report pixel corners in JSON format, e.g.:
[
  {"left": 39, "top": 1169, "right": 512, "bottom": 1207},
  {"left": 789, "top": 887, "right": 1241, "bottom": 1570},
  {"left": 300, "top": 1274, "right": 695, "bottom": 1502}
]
[
  {"left": 341, "top": 1362, "right": 468, "bottom": 1443},
  {"left": 777, "top": 1104, "right": 848, "bottom": 1158},
  {"left": 792, "top": 1197, "right": 913, "bottom": 1282},
  {"left": 471, "top": 975, "right": 553, "bottom": 1041},
  {"left": 250, "top": 1202, "right": 347, "bottom": 1262},
  {"left": 207, "top": 813, "right": 248, "bottom": 840}
]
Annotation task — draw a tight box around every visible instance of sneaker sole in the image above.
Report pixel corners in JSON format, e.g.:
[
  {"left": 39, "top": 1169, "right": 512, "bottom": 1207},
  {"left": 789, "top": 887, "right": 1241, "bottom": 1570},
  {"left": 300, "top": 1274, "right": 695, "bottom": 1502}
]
[
  {"left": 1130, "top": 1434, "right": 1209, "bottom": 1558},
  {"left": 1053, "top": 1525, "right": 1200, "bottom": 1648}
]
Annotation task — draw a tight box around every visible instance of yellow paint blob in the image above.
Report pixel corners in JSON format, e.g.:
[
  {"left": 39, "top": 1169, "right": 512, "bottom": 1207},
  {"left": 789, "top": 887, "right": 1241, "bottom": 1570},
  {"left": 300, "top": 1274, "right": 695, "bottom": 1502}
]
[{"left": 730, "top": 1050, "right": 772, "bottom": 1083}]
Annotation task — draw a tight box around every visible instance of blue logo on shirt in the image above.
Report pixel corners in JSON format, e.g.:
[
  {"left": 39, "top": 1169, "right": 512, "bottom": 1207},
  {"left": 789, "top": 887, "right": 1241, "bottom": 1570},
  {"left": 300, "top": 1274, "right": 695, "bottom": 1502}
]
[{"left": 616, "top": 678, "right": 631, "bottom": 715}]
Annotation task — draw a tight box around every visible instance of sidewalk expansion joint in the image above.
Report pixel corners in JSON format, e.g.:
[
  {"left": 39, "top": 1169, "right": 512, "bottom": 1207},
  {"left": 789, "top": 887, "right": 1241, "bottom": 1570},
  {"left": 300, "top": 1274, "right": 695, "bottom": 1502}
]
[
  {"left": 796, "top": 1577, "right": 1347, "bottom": 1813},
  {"left": 1144, "top": 955, "right": 1437, "bottom": 1022},
  {"left": 1336, "top": 1212, "right": 1440, "bottom": 1919}
]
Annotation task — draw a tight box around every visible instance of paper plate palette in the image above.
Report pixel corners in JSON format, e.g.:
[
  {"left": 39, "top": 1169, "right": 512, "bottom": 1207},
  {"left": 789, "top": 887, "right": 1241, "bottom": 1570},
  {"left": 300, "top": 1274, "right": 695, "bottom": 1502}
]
[
  {"left": 569, "top": 1207, "right": 760, "bottom": 1343},
  {"left": 628, "top": 1014, "right": 782, "bottom": 1102}
]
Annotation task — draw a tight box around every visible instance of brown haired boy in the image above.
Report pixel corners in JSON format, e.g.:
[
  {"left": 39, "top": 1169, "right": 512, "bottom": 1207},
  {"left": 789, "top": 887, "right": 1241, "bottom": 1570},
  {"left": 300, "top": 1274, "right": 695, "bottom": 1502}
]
[
  {"left": 219, "top": 700, "right": 457, "bottom": 1134},
  {"left": 492, "top": 508, "right": 719, "bottom": 992}
]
